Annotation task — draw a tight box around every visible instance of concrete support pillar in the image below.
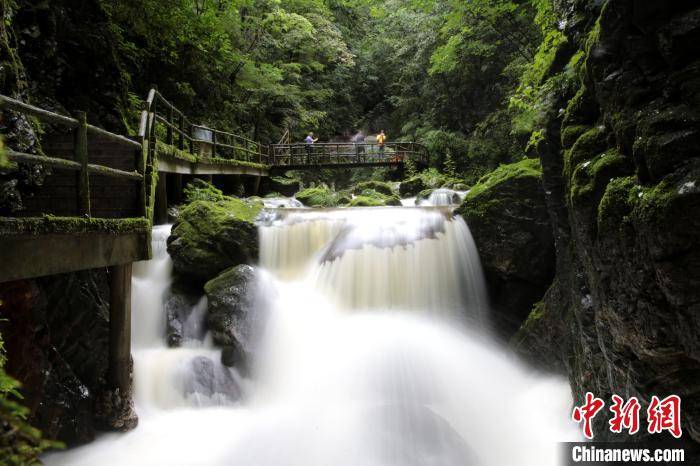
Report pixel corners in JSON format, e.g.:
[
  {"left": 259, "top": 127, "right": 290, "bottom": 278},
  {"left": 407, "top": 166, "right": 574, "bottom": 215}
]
[{"left": 108, "top": 263, "right": 132, "bottom": 394}]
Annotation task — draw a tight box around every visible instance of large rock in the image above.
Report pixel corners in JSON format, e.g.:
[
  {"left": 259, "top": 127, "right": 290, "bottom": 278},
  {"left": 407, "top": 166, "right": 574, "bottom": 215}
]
[
  {"left": 350, "top": 180, "right": 395, "bottom": 196},
  {"left": 0, "top": 269, "right": 137, "bottom": 447},
  {"left": 167, "top": 197, "right": 262, "bottom": 284},
  {"left": 398, "top": 176, "right": 426, "bottom": 197},
  {"left": 164, "top": 285, "right": 207, "bottom": 347},
  {"left": 294, "top": 187, "right": 350, "bottom": 207},
  {"left": 456, "top": 158, "right": 554, "bottom": 336},
  {"left": 204, "top": 265, "right": 260, "bottom": 369},
  {"left": 346, "top": 189, "right": 402, "bottom": 207},
  {"left": 513, "top": 0, "right": 700, "bottom": 443}
]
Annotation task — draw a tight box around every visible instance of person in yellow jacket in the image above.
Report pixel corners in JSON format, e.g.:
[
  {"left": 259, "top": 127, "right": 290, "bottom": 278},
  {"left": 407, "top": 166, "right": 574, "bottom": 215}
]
[{"left": 376, "top": 130, "right": 387, "bottom": 159}]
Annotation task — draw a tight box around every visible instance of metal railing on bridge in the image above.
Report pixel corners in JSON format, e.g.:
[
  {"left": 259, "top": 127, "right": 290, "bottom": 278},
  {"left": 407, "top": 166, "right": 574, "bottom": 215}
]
[{"left": 270, "top": 141, "right": 428, "bottom": 168}]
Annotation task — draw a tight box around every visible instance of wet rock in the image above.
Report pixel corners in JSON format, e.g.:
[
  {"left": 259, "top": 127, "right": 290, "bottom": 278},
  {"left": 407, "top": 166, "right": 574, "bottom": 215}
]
[
  {"left": 295, "top": 186, "right": 347, "bottom": 207},
  {"left": 513, "top": 0, "right": 700, "bottom": 443},
  {"left": 399, "top": 176, "right": 426, "bottom": 197},
  {"left": 167, "top": 197, "right": 262, "bottom": 284},
  {"left": 350, "top": 180, "right": 396, "bottom": 196},
  {"left": 0, "top": 269, "right": 136, "bottom": 446},
  {"left": 184, "top": 356, "right": 241, "bottom": 404},
  {"left": 456, "top": 158, "right": 555, "bottom": 337},
  {"left": 205, "top": 265, "right": 260, "bottom": 368},
  {"left": 165, "top": 286, "right": 207, "bottom": 347},
  {"left": 346, "top": 189, "right": 402, "bottom": 207}
]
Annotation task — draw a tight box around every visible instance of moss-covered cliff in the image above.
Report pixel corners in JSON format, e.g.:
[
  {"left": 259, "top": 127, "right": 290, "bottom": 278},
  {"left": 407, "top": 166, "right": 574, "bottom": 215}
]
[{"left": 513, "top": 0, "right": 700, "bottom": 443}]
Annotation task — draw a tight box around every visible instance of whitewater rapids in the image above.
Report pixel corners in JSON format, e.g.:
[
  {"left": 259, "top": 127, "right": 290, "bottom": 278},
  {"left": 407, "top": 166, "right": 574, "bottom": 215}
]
[{"left": 45, "top": 206, "right": 578, "bottom": 466}]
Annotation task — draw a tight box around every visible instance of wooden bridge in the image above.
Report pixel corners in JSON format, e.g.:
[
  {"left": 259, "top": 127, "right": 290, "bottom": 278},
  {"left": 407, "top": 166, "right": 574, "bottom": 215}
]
[{"left": 0, "top": 88, "right": 428, "bottom": 404}]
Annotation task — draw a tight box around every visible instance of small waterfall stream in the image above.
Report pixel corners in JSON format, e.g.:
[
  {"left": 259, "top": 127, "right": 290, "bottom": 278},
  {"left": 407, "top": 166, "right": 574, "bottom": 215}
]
[{"left": 45, "top": 205, "right": 577, "bottom": 466}]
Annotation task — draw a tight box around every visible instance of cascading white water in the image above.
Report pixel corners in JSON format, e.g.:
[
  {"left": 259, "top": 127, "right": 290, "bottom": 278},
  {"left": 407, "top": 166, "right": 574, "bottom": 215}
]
[
  {"left": 45, "top": 205, "right": 578, "bottom": 466},
  {"left": 416, "top": 188, "right": 467, "bottom": 206}
]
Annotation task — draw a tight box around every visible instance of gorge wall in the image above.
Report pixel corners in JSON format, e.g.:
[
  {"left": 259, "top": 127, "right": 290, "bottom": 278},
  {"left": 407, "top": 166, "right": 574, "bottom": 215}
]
[{"left": 513, "top": 0, "right": 700, "bottom": 443}]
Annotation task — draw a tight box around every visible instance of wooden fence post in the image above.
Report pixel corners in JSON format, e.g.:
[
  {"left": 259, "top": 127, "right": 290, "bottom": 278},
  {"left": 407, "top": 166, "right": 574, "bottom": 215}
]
[
  {"left": 178, "top": 114, "right": 185, "bottom": 150},
  {"left": 74, "top": 111, "right": 90, "bottom": 216},
  {"left": 109, "top": 263, "right": 132, "bottom": 394},
  {"left": 167, "top": 107, "right": 174, "bottom": 145}
]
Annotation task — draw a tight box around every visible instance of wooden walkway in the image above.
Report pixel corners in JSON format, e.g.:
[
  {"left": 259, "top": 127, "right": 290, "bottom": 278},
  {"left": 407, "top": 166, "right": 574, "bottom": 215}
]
[{"left": 0, "top": 89, "right": 429, "bottom": 398}]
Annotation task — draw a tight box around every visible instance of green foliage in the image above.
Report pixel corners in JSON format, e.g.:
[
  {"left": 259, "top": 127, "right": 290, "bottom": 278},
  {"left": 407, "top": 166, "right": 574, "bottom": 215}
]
[
  {"left": 295, "top": 187, "right": 343, "bottom": 207},
  {"left": 0, "top": 330, "right": 60, "bottom": 464},
  {"left": 347, "top": 195, "right": 385, "bottom": 207},
  {"left": 182, "top": 179, "right": 226, "bottom": 204},
  {"left": 350, "top": 181, "right": 395, "bottom": 196},
  {"left": 466, "top": 157, "right": 542, "bottom": 200}
]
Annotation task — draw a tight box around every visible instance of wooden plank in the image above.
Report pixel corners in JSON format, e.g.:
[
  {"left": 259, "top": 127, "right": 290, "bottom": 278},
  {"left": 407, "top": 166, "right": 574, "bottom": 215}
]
[
  {"left": 0, "top": 232, "right": 149, "bottom": 283},
  {"left": 0, "top": 94, "right": 78, "bottom": 127}
]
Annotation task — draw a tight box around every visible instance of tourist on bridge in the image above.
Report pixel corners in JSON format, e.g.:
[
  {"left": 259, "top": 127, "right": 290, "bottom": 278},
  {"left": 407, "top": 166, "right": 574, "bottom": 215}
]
[
  {"left": 353, "top": 130, "right": 365, "bottom": 161},
  {"left": 305, "top": 132, "right": 318, "bottom": 163},
  {"left": 377, "top": 130, "right": 387, "bottom": 159}
]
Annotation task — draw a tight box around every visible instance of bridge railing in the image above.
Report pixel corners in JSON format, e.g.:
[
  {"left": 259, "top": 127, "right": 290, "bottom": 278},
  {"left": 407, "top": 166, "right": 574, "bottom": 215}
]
[
  {"left": 139, "top": 89, "right": 268, "bottom": 165},
  {"left": 269, "top": 142, "right": 428, "bottom": 167},
  {"left": 0, "top": 94, "right": 146, "bottom": 218}
]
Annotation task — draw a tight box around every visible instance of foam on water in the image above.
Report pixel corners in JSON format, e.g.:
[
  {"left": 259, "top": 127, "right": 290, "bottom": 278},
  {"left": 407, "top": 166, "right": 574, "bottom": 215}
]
[{"left": 45, "top": 207, "right": 578, "bottom": 466}]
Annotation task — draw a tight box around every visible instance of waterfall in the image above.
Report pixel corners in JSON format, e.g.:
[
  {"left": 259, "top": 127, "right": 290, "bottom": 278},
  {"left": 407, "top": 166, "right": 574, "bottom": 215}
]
[
  {"left": 416, "top": 189, "right": 466, "bottom": 206},
  {"left": 45, "top": 206, "right": 578, "bottom": 466}
]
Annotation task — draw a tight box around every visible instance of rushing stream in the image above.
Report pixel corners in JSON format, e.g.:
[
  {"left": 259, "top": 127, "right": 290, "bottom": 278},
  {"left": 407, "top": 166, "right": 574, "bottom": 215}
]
[{"left": 45, "top": 205, "right": 578, "bottom": 466}]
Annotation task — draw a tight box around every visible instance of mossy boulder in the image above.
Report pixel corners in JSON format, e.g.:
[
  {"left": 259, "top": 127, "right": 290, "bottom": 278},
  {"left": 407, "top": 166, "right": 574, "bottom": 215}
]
[
  {"left": 350, "top": 180, "right": 395, "bottom": 196},
  {"left": 346, "top": 189, "right": 402, "bottom": 207},
  {"left": 269, "top": 176, "right": 301, "bottom": 197},
  {"left": 182, "top": 179, "right": 226, "bottom": 204},
  {"left": 456, "top": 158, "right": 554, "bottom": 336},
  {"left": 167, "top": 197, "right": 262, "bottom": 283},
  {"left": 295, "top": 187, "right": 346, "bottom": 207},
  {"left": 398, "top": 176, "right": 426, "bottom": 197},
  {"left": 204, "top": 265, "right": 259, "bottom": 369}
]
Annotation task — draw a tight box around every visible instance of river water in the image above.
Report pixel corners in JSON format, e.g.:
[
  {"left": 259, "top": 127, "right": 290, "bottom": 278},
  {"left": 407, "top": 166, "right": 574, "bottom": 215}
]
[{"left": 45, "top": 205, "right": 577, "bottom": 466}]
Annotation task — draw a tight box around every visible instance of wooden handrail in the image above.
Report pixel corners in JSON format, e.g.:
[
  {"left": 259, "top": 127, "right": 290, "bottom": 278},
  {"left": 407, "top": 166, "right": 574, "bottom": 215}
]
[{"left": 1, "top": 93, "right": 147, "bottom": 219}]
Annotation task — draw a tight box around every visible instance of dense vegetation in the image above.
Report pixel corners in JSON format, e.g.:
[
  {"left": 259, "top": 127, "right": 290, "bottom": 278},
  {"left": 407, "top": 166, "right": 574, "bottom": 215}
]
[{"left": 1, "top": 0, "right": 548, "bottom": 184}]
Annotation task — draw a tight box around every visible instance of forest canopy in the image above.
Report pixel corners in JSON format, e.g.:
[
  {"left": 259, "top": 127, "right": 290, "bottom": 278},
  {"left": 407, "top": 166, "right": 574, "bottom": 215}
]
[{"left": 2, "top": 0, "right": 551, "bottom": 181}]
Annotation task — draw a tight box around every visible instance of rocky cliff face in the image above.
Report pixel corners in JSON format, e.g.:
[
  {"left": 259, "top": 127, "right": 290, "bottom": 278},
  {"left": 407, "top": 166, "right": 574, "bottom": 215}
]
[
  {"left": 457, "top": 158, "right": 555, "bottom": 337},
  {"left": 0, "top": 269, "right": 136, "bottom": 447},
  {"left": 514, "top": 0, "right": 700, "bottom": 443}
]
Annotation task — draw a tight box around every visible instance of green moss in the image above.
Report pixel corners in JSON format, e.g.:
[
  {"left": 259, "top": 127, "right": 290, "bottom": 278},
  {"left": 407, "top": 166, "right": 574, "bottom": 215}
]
[
  {"left": 570, "top": 149, "right": 629, "bottom": 204},
  {"left": 466, "top": 158, "right": 542, "bottom": 201},
  {"left": 347, "top": 196, "right": 385, "bottom": 207},
  {"left": 352, "top": 189, "right": 402, "bottom": 207},
  {"left": 198, "top": 156, "right": 268, "bottom": 170},
  {"left": 564, "top": 126, "right": 606, "bottom": 178},
  {"left": 169, "top": 197, "right": 262, "bottom": 282},
  {"left": 155, "top": 141, "right": 268, "bottom": 170},
  {"left": 0, "top": 216, "right": 150, "bottom": 236},
  {"left": 182, "top": 179, "right": 225, "bottom": 204},
  {"left": 156, "top": 140, "right": 198, "bottom": 164},
  {"left": 524, "top": 301, "right": 545, "bottom": 326},
  {"left": 560, "top": 125, "right": 589, "bottom": 150},
  {"left": 0, "top": 136, "right": 8, "bottom": 169},
  {"left": 295, "top": 187, "right": 340, "bottom": 208},
  {"left": 351, "top": 181, "right": 395, "bottom": 196},
  {"left": 596, "top": 176, "right": 637, "bottom": 234}
]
